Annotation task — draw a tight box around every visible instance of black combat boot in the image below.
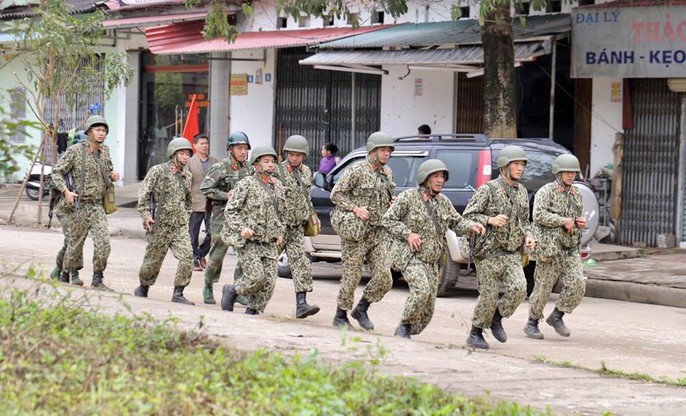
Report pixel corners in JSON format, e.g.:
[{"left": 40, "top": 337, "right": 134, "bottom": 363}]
[
  {"left": 466, "top": 325, "right": 489, "bottom": 350},
  {"left": 59, "top": 271, "right": 70, "bottom": 284},
  {"left": 70, "top": 271, "right": 83, "bottom": 286},
  {"left": 245, "top": 308, "right": 258, "bottom": 315},
  {"left": 91, "top": 272, "right": 113, "bottom": 291},
  {"left": 490, "top": 309, "right": 508, "bottom": 343},
  {"left": 295, "top": 292, "right": 320, "bottom": 319},
  {"left": 332, "top": 307, "right": 354, "bottom": 329},
  {"left": 171, "top": 286, "right": 195, "bottom": 305},
  {"left": 546, "top": 307, "right": 570, "bottom": 337},
  {"left": 134, "top": 284, "right": 149, "bottom": 298},
  {"left": 351, "top": 297, "right": 374, "bottom": 330},
  {"left": 523, "top": 317, "right": 544, "bottom": 339},
  {"left": 220, "top": 284, "right": 237, "bottom": 312},
  {"left": 394, "top": 323, "right": 411, "bottom": 339}
]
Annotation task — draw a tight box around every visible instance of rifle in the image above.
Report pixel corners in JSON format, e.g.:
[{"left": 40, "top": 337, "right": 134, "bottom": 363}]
[
  {"left": 149, "top": 194, "right": 155, "bottom": 234},
  {"left": 65, "top": 173, "right": 79, "bottom": 213}
]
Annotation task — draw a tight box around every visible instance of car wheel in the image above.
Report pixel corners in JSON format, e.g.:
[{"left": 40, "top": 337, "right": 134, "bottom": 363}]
[
  {"left": 277, "top": 252, "right": 292, "bottom": 279},
  {"left": 25, "top": 187, "right": 39, "bottom": 201},
  {"left": 437, "top": 251, "right": 459, "bottom": 297}
]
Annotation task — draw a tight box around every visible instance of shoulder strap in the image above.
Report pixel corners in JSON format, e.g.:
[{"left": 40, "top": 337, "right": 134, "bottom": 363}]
[
  {"left": 155, "top": 163, "right": 170, "bottom": 219},
  {"left": 79, "top": 143, "right": 87, "bottom": 194},
  {"left": 418, "top": 189, "right": 442, "bottom": 238}
]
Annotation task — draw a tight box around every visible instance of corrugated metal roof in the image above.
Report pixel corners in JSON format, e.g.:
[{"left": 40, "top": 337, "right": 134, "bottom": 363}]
[
  {"left": 0, "top": 0, "right": 104, "bottom": 20},
  {"left": 145, "top": 22, "right": 392, "bottom": 55},
  {"left": 105, "top": 0, "right": 187, "bottom": 11},
  {"left": 317, "top": 14, "right": 570, "bottom": 49},
  {"left": 103, "top": 11, "right": 206, "bottom": 28},
  {"left": 300, "top": 42, "right": 547, "bottom": 67}
]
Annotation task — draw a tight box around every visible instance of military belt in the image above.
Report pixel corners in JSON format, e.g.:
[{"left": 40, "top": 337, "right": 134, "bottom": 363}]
[{"left": 478, "top": 249, "right": 517, "bottom": 261}]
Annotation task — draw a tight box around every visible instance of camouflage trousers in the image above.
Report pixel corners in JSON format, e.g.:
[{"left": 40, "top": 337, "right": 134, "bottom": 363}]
[
  {"left": 235, "top": 241, "right": 278, "bottom": 312},
  {"left": 472, "top": 253, "right": 527, "bottom": 329},
  {"left": 139, "top": 222, "right": 193, "bottom": 287},
  {"left": 283, "top": 224, "right": 313, "bottom": 293},
  {"left": 204, "top": 208, "right": 244, "bottom": 286},
  {"left": 529, "top": 253, "right": 586, "bottom": 320},
  {"left": 63, "top": 202, "right": 110, "bottom": 273},
  {"left": 54, "top": 212, "right": 83, "bottom": 272},
  {"left": 400, "top": 258, "right": 439, "bottom": 335},
  {"left": 337, "top": 227, "right": 393, "bottom": 311}
]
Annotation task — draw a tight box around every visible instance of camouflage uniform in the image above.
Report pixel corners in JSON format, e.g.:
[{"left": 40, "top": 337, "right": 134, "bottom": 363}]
[
  {"left": 51, "top": 142, "right": 114, "bottom": 280},
  {"left": 273, "top": 161, "right": 314, "bottom": 293},
  {"left": 529, "top": 180, "right": 586, "bottom": 320},
  {"left": 200, "top": 159, "right": 254, "bottom": 290},
  {"left": 137, "top": 162, "right": 193, "bottom": 287},
  {"left": 463, "top": 176, "right": 532, "bottom": 329},
  {"left": 330, "top": 158, "right": 395, "bottom": 311},
  {"left": 383, "top": 189, "right": 477, "bottom": 335},
  {"left": 50, "top": 198, "right": 83, "bottom": 283},
  {"left": 221, "top": 175, "right": 286, "bottom": 312}
]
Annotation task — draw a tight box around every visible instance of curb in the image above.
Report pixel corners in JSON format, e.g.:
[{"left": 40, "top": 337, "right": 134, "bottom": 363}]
[{"left": 585, "top": 279, "right": 686, "bottom": 309}]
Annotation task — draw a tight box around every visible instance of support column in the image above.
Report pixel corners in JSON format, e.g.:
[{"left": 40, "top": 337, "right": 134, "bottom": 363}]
[
  {"left": 209, "top": 52, "right": 231, "bottom": 159},
  {"left": 123, "top": 51, "right": 140, "bottom": 182}
]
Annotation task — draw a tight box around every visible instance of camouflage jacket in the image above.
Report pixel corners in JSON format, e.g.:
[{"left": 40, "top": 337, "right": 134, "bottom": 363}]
[
  {"left": 52, "top": 142, "right": 113, "bottom": 203},
  {"left": 273, "top": 161, "right": 313, "bottom": 226},
  {"left": 137, "top": 162, "right": 192, "bottom": 226},
  {"left": 222, "top": 175, "right": 286, "bottom": 247},
  {"left": 463, "top": 176, "right": 532, "bottom": 258},
  {"left": 200, "top": 157, "right": 254, "bottom": 205},
  {"left": 330, "top": 159, "right": 395, "bottom": 227},
  {"left": 383, "top": 189, "right": 477, "bottom": 266},
  {"left": 532, "top": 179, "right": 583, "bottom": 259}
]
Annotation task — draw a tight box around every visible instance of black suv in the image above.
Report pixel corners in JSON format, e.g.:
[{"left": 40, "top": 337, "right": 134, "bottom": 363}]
[{"left": 279, "top": 134, "right": 599, "bottom": 296}]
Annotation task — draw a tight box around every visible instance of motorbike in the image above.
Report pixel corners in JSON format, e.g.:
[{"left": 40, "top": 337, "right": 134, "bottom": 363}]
[{"left": 25, "top": 162, "right": 52, "bottom": 201}]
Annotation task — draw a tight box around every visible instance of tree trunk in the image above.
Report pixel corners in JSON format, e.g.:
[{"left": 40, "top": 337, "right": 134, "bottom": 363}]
[{"left": 481, "top": 3, "right": 517, "bottom": 139}]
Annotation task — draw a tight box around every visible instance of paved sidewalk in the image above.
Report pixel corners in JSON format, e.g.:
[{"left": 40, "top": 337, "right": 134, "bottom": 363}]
[{"left": 2, "top": 181, "right": 685, "bottom": 308}]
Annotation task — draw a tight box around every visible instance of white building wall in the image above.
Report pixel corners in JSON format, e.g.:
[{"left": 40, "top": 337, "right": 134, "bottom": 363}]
[
  {"left": 589, "top": 78, "right": 623, "bottom": 176},
  {"left": 380, "top": 66, "right": 455, "bottom": 136}
]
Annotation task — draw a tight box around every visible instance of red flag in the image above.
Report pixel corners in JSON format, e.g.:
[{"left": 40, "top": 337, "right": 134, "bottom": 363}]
[{"left": 182, "top": 94, "right": 199, "bottom": 149}]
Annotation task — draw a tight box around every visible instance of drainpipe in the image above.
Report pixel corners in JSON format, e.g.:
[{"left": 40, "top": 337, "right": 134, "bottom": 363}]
[{"left": 548, "top": 36, "right": 557, "bottom": 139}]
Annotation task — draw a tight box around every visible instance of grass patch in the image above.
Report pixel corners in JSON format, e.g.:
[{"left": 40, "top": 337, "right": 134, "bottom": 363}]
[
  {"left": 0, "top": 281, "right": 552, "bottom": 415},
  {"left": 532, "top": 355, "right": 686, "bottom": 387}
]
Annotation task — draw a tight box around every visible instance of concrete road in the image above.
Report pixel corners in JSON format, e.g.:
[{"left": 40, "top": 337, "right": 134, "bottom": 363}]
[{"left": 1, "top": 226, "right": 685, "bottom": 415}]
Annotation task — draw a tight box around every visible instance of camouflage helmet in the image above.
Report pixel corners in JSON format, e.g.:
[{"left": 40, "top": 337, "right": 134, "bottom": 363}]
[
  {"left": 366, "top": 131, "right": 395, "bottom": 153},
  {"left": 552, "top": 153, "right": 581, "bottom": 174},
  {"left": 84, "top": 115, "right": 109, "bottom": 134},
  {"left": 496, "top": 145, "right": 528, "bottom": 168},
  {"left": 226, "top": 131, "right": 251, "bottom": 150},
  {"left": 416, "top": 159, "right": 449, "bottom": 185},
  {"left": 283, "top": 135, "right": 309, "bottom": 156},
  {"left": 249, "top": 145, "right": 278, "bottom": 165},
  {"left": 167, "top": 137, "right": 194, "bottom": 158},
  {"left": 73, "top": 130, "right": 88, "bottom": 144}
]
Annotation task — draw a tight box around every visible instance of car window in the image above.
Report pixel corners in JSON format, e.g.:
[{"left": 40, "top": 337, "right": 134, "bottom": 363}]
[
  {"left": 520, "top": 150, "right": 559, "bottom": 190},
  {"left": 435, "top": 149, "right": 478, "bottom": 189},
  {"left": 331, "top": 155, "right": 425, "bottom": 188}
]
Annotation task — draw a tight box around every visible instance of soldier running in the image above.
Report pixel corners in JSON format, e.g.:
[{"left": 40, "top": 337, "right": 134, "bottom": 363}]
[
  {"left": 134, "top": 137, "right": 195, "bottom": 305},
  {"left": 383, "top": 159, "right": 485, "bottom": 338},
  {"left": 330, "top": 131, "right": 396, "bottom": 331},
  {"left": 272, "top": 135, "right": 320, "bottom": 319},
  {"left": 220, "top": 146, "right": 286, "bottom": 315},
  {"left": 462, "top": 145, "right": 536, "bottom": 349},
  {"left": 200, "top": 132, "right": 254, "bottom": 304},
  {"left": 524, "top": 154, "right": 587, "bottom": 339}
]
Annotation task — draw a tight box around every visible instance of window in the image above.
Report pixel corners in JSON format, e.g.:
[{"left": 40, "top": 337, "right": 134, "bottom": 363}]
[
  {"left": 372, "top": 11, "right": 384, "bottom": 24},
  {"left": 520, "top": 150, "right": 558, "bottom": 190},
  {"left": 459, "top": 6, "right": 470, "bottom": 19},
  {"left": 323, "top": 14, "right": 334, "bottom": 27},
  {"left": 9, "top": 88, "right": 26, "bottom": 144},
  {"left": 331, "top": 154, "right": 425, "bottom": 188},
  {"left": 435, "top": 150, "right": 478, "bottom": 189},
  {"left": 277, "top": 17, "right": 288, "bottom": 28}
]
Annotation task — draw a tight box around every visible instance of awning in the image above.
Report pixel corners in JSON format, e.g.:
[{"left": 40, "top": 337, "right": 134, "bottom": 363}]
[
  {"left": 103, "top": 11, "right": 207, "bottom": 29},
  {"left": 145, "top": 21, "right": 393, "bottom": 55},
  {"left": 300, "top": 14, "right": 569, "bottom": 74}
]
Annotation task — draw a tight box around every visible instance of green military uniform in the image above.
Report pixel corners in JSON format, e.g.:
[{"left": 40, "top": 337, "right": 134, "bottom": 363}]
[
  {"left": 384, "top": 186, "right": 477, "bottom": 337},
  {"left": 221, "top": 162, "right": 286, "bottom": 313},
  {"left": 51, "top": 137, "right": 114, "bottom": 289},
  {"left": 330, "top": 132, "right": 396, "bottom": 331},
  {"left": 50, "top": 198, "right": 83, "bottom": 284},
  {"left": 200, "top": 155, "right": 254, "bottom": 303},
  {"left": 525, "top": 154, "right": 587, "bottom": 339},
  {"left": 136, "top": 161, "right": 193, "bottom": 289}
]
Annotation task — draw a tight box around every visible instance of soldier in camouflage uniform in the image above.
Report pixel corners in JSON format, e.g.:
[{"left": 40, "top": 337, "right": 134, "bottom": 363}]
[
  {"left": 51, "top": 115, "right": 120, "bottom": 290},
  {"left": 524, "top": 154, "right": 587, "bottom": 339},
  {"left": 272, "top": 135, "right": 320, "bottom": 319},
  {"left": 134, "top": 138, "right": 195, "bottom": 305},
  {"left": 220, "top": 146, "right": 286, "bottom": 314},
  {"left": 383, "top": 159, "right": 485, "bottom": 338},
  {"left": 49, "top": 130, "right": 88, "bottom": 286},
  {"left": 330, "top": 131, "right": 396, "bottom": 331},
  {"left": 200, "top": 132, "right": 254, "bottom": 305},
  {"left": 462, "top": 145, "right": 536, "bottom": 349}
]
